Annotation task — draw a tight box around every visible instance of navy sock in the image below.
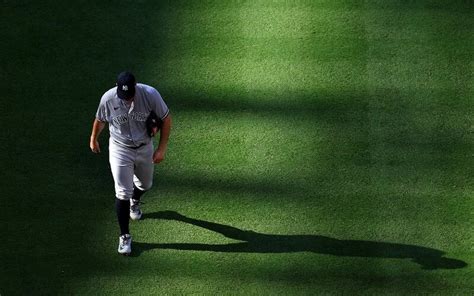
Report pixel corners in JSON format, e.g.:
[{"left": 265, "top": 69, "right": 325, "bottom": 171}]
[
  {"left": 133, "top": 186, "right": 146, "bottom": 201},
  {"left": 115, "top": 198, "right": 130, "bottom": 235}
]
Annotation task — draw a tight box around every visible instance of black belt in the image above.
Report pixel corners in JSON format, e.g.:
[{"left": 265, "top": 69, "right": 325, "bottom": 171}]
[
  {"left": 130, "top": 143, "right": 147, "bottom": 149},
  {"left": 113, "top": 139, "right": 147, "bottom": 149}
]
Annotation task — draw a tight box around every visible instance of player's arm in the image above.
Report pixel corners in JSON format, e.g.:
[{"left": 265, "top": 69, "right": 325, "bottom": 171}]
[
  {"left": 153, "top": 114, "right": 172, "bottom": 164},
  {"left": 90, "top": 118, "right": 106, "bottom": 153}
]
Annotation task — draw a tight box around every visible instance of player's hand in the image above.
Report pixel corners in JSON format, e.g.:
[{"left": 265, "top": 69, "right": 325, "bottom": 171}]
[
  {"left": 90, "top": 139, "right": 101, "bottom": 153},
  {"left": 152, "top": 149, "right": 165, "bottom": 164}
]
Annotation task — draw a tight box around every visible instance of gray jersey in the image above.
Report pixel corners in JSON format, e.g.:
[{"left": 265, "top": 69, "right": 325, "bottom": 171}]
[{"left": 96, "top": 83, "right": 169, "bottom": 148}]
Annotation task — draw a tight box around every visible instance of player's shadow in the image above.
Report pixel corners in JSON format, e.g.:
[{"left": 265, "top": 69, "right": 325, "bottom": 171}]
[{"left": 133, "top": 211, "right": 467, "bottom": 270}]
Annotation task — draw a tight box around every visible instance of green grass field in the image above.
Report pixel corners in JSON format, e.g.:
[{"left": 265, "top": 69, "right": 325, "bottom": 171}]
[{"left": 1, "top": 0, "right": 473, "bottom": 295}]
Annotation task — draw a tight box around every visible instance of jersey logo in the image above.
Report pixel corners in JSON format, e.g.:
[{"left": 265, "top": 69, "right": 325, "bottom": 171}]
[
  {"left": 112, "top": 112, "right": 147, "bottom": 126},
  {"left": 122, "top": 85, "right": 128, "bottom": 91},
  {"left": 113, "top": 114, "right": 128, "bottom": 126},
  {"left": 130, "top": 111, "right": 147, "bottom": 122}
]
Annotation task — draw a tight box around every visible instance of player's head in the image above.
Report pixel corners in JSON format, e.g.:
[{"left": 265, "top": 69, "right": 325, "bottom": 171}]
[{"left": 116, "top": 71, "right": 136, "bottom": 101}]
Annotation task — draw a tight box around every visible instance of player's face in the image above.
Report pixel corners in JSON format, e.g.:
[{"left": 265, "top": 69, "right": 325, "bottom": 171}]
[{"left": 125, "top": 84, "right": 137, "bottom": 101}]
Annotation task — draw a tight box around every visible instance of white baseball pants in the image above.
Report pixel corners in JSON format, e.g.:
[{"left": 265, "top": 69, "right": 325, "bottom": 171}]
[{"left": 109, "top": 138, "right": 154, "bottom": 200}]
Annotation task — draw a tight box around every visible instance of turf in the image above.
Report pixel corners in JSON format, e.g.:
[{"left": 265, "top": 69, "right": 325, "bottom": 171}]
[{"left": 1, "top": 0, "right": 473, "bottom": 295}]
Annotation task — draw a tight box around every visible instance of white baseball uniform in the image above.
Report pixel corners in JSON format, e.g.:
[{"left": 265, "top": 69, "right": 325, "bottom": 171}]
[{"left": 95, "top": 83, "right": 169, "bottom": 200}]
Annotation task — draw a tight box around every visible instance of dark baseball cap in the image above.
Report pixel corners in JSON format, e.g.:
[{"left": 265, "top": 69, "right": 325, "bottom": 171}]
[{"left": 116, "top": 71, "right": 136, "bottom": 100}]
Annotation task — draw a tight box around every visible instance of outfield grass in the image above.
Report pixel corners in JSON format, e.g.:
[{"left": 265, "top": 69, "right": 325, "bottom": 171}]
[{"left": 1, "top": 0, "right": 473, "bottom": 295}]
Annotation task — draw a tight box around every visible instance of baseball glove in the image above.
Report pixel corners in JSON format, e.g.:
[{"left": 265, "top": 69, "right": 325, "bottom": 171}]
[{"left": 146, "top": 110, "right": 162, "bottom": 137}]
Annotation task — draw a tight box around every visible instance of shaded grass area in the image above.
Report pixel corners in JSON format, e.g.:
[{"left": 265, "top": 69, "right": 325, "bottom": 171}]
[{"left": 1, "top": 0, "right": 473, "bottom": 295}]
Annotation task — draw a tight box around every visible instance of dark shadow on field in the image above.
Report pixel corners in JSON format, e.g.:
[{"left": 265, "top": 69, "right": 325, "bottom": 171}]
[{"left": 134, "top": 211, "right": 467, "bottom": 270}]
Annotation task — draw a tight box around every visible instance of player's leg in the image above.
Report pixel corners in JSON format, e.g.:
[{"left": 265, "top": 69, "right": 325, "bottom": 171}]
[
  {"left": 134, "top": 142, "right": 154, "bottom": 192},
  {"left": 130, "top": 142, "right": 154, "bottom": 220},
  {"left": 109, "top": 139, "right": 135, "bottom": 254}
]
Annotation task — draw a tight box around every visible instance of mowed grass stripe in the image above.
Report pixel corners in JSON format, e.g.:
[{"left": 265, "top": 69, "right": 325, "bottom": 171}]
[{"left": 363, "top": 0, "right": 473, "bottom": 269}]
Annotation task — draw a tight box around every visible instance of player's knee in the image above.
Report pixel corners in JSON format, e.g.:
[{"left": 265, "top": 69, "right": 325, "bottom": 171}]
[{"left": 136, "top": 181, "right": 152, "bottom": 192}]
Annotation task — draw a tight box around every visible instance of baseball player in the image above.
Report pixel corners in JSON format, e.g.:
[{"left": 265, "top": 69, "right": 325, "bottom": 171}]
[{"left": 89, "top": 71, "right": 171, "bottom": 255}]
